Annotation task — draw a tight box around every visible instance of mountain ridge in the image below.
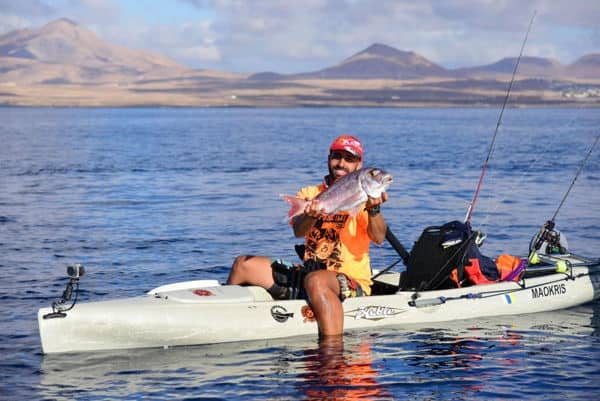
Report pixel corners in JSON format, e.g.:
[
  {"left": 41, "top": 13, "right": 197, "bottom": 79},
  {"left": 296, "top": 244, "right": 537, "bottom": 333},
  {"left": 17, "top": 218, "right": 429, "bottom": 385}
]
[
  {"left": 0, "top": 19, "right": 598, "bottom": 107},
  {"left": 286, "top": 43, "right": 449, "bottom": 80},
  {"left": 0, "top": 18, "right": 192, "bottom": 85},
  {"left": 2, "top": 19, "right": 599, "bottom": 83}
]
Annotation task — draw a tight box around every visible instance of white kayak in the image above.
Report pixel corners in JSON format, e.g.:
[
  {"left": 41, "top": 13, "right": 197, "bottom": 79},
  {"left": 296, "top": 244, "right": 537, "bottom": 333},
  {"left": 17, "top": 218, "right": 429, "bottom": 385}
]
[{"left": 38, "top": 253, "right": 600, "bottom": 354}]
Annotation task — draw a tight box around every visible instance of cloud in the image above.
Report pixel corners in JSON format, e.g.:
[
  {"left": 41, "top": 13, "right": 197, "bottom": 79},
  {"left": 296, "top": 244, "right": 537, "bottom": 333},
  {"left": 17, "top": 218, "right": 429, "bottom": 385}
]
[
  {"left": 143, "top": 21, "right": 222, "bottom": 65},
  {"left": 0, "top": 0, "right": 122, "bottom": 38},
  {"left": 93, "top": 19, "right": 220, "bottom": 67},
  {"left": 0, "top": 0, "right": 55, "bottom": 17},
  {"left": 1, "top": 0, "right": 598, "bottom": 72},
  {"left": 63, "top": 0, "right": 121, "bottom": 25},
  {"left": 0, "top": 0, "right": 56, "bottom": 33},
  {"left": 176, "top": 0, "right": 600, "bottom": 72},
  {"left": 0, "top": 14, "right": 32, "bottom": 34},
  {"left": 174, "top": 45, "right": 221, "bottom": 64}
]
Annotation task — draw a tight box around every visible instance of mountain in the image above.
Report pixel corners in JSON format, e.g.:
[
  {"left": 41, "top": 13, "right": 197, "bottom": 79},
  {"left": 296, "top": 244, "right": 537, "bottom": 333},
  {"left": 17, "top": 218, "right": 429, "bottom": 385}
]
[
  {"left": 0, "top": 19, "right": 598, "bottom": 107},
  {"left": 295, "top": 43, "right": 448, "bottom": 79},
  {"left": 453, "top": 56, "right": 565, "bottom": 78},
  {"left": 0, "top": 18, "right": 191, "bottom": 84},
  {"left": 566, "top": 54, "right": 600, "bottom": 79},
  {"left": 252, "top": 44, "right": 600, "bottom": 81},
  {"left": 247, "top": 71, "right": 287, "bottom": 81}
]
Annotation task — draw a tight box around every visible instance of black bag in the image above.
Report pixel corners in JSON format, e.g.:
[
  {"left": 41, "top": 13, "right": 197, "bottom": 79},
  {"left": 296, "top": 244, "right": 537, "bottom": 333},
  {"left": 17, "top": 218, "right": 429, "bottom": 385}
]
[{"left": 400, "top": 221, "right": 477, "bottom": 291}]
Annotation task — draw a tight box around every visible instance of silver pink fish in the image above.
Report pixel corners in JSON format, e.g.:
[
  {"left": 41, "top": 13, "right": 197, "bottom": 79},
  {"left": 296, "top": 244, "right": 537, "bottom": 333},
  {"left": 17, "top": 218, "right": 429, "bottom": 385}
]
[{"left": 282, "top": 167, "right": 393, "bottom": 220}]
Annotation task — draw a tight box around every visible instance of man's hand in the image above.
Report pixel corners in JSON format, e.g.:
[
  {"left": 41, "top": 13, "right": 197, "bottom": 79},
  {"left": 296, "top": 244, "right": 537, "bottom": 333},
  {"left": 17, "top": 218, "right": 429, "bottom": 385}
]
[
  {"left": 365, "top": 192, "right": 388, "bottom": 211},
  {"left": 304, "top": 199, "right": 324, "bottom": 218},
  {"left": 293, "top": 199, "right": 322, "bottom": 238}
]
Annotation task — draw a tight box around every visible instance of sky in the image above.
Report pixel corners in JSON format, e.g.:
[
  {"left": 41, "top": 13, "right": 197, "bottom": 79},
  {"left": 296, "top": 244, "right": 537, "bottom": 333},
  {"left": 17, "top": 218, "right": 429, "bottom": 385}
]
[{"left": 0, "top": 0, "right": 599, "bottom": 74}]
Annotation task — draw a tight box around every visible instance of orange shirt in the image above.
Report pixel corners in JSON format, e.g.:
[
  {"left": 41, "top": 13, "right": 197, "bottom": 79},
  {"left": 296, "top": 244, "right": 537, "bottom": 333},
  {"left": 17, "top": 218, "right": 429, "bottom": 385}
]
[{"left": 296, "top": 184, "right": 372, "bottom": 295}]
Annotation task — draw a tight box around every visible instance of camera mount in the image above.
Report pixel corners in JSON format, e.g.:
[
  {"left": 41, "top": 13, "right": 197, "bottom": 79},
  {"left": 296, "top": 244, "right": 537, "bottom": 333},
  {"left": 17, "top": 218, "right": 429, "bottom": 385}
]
[{"left": 43, "top": 264, "right": 85, "bottom": 319}]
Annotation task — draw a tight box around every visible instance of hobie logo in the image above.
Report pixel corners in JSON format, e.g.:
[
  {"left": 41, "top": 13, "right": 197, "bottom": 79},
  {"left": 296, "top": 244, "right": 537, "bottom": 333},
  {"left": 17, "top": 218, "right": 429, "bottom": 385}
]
[
  {"left": 346, "top": 305, "right": 405, "bottom": 321},
  {"left": 271, "top": 305, "right": 294, "bottom": 323}
]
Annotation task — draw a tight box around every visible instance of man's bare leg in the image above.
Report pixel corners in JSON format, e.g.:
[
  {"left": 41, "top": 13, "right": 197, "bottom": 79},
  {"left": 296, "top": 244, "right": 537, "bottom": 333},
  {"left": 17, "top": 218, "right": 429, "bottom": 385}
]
[
  {"left": 304, "top": 270, "right": 344, "bottom": 336},
  {"left": 227, "top": 255, "right": 274, "bottom": 287}
]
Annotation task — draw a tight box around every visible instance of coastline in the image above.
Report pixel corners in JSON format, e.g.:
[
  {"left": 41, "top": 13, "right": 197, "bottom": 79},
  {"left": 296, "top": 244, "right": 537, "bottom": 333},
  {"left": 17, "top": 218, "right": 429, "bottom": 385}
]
[{"left": 2, "top": 76, "right": 599, "bottom": 108}]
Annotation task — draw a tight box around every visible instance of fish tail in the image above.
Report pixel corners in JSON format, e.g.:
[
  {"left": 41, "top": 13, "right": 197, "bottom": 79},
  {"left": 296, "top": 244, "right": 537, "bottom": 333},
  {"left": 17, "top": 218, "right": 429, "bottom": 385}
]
[{"left": 280, "top": 194, "right": 307, "bottom": 219}]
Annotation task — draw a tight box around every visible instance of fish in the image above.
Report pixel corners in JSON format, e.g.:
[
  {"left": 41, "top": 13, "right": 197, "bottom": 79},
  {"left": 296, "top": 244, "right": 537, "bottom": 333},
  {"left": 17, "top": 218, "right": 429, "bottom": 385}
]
[{"left": 281, "top": 167, "right": 393, "bottom": 220}]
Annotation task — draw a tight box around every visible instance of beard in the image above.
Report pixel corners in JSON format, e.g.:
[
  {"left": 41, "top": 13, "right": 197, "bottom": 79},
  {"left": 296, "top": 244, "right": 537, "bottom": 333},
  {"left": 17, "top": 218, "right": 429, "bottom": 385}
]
[{"left": 329, "top": 164, "right": 351, "bottom": 179}]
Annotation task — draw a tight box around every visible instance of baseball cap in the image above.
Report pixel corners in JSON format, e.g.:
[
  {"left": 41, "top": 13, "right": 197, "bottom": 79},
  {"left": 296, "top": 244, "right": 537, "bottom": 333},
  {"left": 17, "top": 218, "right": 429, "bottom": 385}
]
[{"left": 329, "top": 135, "right": 364, "bottom": 158}]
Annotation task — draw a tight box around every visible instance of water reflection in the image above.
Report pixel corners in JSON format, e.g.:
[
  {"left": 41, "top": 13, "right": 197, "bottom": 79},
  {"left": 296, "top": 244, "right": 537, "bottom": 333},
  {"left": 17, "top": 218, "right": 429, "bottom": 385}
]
[
  {"left": 37, "top": 306, "right": 599, "bottom": 400},
  {"left": 592, "top": 298, "right": 600, "bottom": 337},
  {"left": 299, "top": 336, "right": 393, "bottom": 401}
]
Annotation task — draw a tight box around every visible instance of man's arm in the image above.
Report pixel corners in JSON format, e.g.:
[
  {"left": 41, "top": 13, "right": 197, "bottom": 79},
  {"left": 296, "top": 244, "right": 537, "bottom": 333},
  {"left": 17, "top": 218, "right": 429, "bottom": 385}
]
[{"left": 292, "top": 199, "right": 321, "bottom": 238}]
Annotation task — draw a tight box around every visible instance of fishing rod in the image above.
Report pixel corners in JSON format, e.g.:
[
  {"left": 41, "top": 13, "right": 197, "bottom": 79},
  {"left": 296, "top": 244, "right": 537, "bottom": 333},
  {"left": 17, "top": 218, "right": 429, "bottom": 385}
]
[
  {"left": 464, "top": 11, "right": 537, "bottom": 224},
  {"left": 550, "top": 133, "right": 599, "bottom": 222},
  {"left": 477, "top": 106, "right": 586, "bottom": 234},
  {"left": 383, "top": 12, "right": 538, "bottom": 278},
  {"left": 531, "top": 133, "right": 600, "bottom": 253}
]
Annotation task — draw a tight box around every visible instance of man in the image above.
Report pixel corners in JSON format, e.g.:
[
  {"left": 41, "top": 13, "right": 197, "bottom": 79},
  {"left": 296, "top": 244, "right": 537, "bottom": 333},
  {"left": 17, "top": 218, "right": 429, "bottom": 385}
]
[{"left": 227, "top": 135, "right": 389, "bottom": 337}]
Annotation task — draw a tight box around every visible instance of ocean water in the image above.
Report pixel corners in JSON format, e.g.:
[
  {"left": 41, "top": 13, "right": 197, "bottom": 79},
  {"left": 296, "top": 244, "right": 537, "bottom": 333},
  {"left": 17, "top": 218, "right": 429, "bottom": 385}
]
[{"left": 0, "top": 107, "right": 599, "bottom": 400}]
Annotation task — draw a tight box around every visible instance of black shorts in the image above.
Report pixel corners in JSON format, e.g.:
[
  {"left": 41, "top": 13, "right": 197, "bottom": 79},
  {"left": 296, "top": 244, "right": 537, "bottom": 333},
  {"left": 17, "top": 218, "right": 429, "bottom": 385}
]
[
  {"left": 271, "top": 259, "right": 297, "bottom": 287},
  {"left": 270, "top": 259, "right": 364, "bottom": 300}
]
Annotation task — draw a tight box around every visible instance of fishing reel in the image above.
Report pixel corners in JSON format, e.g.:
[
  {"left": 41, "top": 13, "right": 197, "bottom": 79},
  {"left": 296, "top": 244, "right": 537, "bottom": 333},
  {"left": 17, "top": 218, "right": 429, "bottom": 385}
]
[
  {"left": 529, "top": 221, "right": 569, "bottom": 257},
  {"left": 43, "top": 263, "right": 85, "bottom": 319}
]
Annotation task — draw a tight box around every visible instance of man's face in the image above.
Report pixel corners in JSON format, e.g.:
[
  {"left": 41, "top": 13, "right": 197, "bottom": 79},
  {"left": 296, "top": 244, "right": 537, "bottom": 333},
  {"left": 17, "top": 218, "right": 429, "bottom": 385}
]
[{"left": 328, "top": 150, "right": 363, "bottom": 181}]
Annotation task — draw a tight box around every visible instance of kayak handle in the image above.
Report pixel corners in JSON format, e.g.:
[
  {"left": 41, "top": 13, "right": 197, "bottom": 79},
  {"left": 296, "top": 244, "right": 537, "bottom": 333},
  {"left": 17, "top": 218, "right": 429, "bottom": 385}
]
[{"left": 410, "top": 296, "right": 447, "bottom": 308}]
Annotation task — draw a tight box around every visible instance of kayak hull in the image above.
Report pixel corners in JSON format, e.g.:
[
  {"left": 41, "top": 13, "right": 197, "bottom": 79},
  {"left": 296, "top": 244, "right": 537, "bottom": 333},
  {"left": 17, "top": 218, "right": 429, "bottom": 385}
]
[{"left": 38, "top": 262, "right": 600, "bottom": 354}]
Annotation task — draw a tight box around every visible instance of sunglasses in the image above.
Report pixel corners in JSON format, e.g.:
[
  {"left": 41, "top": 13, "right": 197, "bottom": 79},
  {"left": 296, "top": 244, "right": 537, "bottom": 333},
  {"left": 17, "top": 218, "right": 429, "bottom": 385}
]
[{"left": 329, "top": 151, "right": 361, "bottom": 163}]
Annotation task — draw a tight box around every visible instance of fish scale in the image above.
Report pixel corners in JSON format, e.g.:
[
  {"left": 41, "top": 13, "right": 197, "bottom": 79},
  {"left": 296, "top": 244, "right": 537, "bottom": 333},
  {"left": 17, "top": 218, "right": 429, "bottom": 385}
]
[{"left": 282, "top": 167, "right": 393, "bottom": 219}]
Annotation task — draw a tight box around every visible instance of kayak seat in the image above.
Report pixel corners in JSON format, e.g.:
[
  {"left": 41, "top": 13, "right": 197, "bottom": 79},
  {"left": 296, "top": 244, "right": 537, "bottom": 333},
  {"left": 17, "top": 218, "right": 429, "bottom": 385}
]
[
  {"left": 400, "top": 221, "right": 476, "bottom": 291},
  {"left": 371, "top": 272, "right": 401, "bottom": 295}
]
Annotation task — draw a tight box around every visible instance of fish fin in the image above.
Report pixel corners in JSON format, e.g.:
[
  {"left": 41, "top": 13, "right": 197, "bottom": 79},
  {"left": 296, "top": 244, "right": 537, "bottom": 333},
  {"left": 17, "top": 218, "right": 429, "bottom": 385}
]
[{"left": 280, "top": 194, "right": 307, "bottom": 220}]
